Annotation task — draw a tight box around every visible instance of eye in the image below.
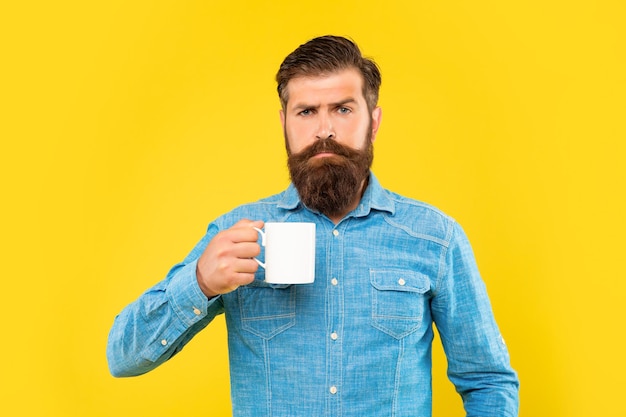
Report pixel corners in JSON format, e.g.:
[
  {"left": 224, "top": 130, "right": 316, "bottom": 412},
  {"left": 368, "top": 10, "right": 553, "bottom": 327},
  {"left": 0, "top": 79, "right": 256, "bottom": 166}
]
[
  {"left": 337, "top": 106, "right": 351, "bottom": 114},
  {"left": 298, "top": 108, "right": 314, "bottom": 116}
]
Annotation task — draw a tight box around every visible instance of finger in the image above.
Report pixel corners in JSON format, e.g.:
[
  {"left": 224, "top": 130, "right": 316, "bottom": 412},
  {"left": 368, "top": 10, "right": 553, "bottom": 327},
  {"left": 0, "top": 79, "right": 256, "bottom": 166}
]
[
  {"left": 229, "top": 223, "right": 264, "bottom": 243},
  {"left": 231, "top": 271, "right": 257, "bottom": 287},
  {"left": 226, "top": 228, "right": 261, "bottom": 244},
  {"left": 232, "top": 258, "right": 261, "bottom": 274},
  {"left": 249, "top": 219, "right": 264, "bottom": 229},
  {"left": 231, "top": 241, "right": 261, "bottom": 259}
]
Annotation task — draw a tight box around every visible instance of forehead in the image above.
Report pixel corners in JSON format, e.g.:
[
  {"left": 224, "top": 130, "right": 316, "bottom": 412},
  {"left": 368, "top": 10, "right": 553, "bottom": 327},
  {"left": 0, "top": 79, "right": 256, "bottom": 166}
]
[{"left": 284, "top": 68, "right": 365, "bottom": 107}]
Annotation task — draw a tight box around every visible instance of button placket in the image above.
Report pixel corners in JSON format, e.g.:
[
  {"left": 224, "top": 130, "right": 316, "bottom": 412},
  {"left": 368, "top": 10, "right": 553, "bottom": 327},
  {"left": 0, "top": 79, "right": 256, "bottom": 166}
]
[{"left": 327, "top": 224, "right": 343, "bottom": 406}]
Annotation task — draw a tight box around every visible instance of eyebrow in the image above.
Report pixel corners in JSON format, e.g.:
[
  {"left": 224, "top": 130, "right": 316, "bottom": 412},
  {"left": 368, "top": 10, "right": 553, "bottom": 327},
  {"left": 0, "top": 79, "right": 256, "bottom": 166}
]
[{"left": 291, "top": 98, "right": 359, "bottom": 112}]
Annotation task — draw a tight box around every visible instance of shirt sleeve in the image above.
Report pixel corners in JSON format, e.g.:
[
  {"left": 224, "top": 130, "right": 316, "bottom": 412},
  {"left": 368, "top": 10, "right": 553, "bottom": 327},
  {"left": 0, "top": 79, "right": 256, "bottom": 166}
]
[
  {"left": 431, "top": 221, "right": 520, "bottom": 416},
  {"left": 106, "top": 223, "right": 224, "bottom": 377}
]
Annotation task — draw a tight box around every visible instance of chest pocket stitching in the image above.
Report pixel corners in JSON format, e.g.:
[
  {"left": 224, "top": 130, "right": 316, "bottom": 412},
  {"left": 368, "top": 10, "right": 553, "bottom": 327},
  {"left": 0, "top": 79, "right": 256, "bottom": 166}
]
[
  {"left": 370, "top": 269, "right": 430, "bottom": 339},
  {"left": 238, "top": 281, "right": 296, "bottom": 340}
]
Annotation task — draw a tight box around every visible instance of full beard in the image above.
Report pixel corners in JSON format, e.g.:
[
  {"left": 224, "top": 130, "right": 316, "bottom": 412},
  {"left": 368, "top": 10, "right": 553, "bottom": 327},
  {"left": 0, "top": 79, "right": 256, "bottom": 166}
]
[{"left": 287, "top": 135, "right": 373, "bottom": 218}]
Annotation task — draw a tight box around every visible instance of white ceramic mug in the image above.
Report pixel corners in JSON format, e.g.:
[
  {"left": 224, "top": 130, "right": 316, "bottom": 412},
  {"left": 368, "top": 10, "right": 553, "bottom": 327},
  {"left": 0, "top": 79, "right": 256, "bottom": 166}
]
[{"left": 253, "top": 222, "right": 316, "bottom": 284}]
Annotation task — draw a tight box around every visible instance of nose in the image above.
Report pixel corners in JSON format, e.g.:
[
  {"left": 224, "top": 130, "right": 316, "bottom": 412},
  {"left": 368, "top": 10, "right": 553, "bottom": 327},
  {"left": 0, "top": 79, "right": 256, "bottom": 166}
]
[{"left": 315, "top": 113, "right": 335, "bottom": 140}]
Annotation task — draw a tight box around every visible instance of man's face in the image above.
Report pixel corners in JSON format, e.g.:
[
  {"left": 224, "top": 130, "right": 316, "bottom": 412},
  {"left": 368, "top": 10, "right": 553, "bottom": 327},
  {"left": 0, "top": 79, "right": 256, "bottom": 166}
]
[
  {"left": 280, "top": 68, "right": 382, "bottom": 218},
  {"left": 280, "top": 68, "right": 381, "bottom": 156}
]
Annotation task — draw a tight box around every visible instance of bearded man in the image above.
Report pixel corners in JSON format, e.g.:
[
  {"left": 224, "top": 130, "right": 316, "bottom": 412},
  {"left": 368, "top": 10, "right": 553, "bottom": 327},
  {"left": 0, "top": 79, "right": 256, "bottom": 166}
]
[{"left": 107, "top": 35, "right": 519, "bottom": 417}]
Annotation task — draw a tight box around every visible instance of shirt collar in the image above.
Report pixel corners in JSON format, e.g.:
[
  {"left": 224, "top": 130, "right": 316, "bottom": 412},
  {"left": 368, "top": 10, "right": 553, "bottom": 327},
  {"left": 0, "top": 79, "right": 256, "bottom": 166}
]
[{"left": 277, "top": 172, "right": 395, "bottom": 217}]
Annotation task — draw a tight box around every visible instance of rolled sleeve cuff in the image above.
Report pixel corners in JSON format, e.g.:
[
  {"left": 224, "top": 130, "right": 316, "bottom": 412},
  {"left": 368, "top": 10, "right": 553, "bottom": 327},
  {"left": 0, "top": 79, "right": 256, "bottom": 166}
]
[{"left": 166, "top": 260, "right": 214, "bottom": 326}]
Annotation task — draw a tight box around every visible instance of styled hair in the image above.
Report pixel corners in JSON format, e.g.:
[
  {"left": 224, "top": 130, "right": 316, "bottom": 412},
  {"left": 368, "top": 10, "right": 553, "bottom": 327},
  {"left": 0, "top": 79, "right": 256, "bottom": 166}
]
[{"left": 276, "top": 35, "right": 381, "bottom": 111}]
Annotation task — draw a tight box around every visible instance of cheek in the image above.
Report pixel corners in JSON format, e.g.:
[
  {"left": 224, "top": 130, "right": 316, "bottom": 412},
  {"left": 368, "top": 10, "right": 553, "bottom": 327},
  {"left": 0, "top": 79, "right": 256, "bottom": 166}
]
[
  {"left": 341, "top": 121, "right": 370, "bottom": 149},
  {"left": 285, "top": 123, "right": 314, "bottom": 153}
]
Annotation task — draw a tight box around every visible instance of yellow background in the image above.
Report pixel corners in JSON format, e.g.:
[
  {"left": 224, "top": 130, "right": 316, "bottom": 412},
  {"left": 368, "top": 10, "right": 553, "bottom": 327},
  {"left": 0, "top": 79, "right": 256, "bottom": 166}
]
[{"left": 1, "top": 1, "right": 624, "bottom": 416}]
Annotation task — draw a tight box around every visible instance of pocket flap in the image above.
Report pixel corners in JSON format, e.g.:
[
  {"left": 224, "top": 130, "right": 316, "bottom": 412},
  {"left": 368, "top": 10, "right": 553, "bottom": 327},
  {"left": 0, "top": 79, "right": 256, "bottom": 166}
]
[{"left": 370, "top": 270, "right": 430, "bottom": 293}]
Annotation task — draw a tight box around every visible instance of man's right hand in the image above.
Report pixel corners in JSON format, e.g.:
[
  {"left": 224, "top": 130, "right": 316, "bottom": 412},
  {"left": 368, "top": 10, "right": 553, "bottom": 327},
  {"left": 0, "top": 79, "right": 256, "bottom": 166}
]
[{"left": 196, "top": 219, "right": 264, "bottom": 298}]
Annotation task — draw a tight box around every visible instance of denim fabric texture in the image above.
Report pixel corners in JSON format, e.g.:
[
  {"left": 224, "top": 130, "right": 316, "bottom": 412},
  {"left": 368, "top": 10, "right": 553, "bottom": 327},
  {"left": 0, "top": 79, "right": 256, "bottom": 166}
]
[{"left": 107, "top": 173, "right": 519, "bottom": 416}]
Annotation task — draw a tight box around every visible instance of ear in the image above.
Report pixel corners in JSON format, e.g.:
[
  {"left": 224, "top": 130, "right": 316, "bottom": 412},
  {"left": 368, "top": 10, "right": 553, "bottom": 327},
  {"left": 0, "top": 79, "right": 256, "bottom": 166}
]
[
  {"left": 370, "top": 107, "right": 382, "bottom": 142},
  {"left": 279, "top": 109, "right": 286, "bottom": 130}
]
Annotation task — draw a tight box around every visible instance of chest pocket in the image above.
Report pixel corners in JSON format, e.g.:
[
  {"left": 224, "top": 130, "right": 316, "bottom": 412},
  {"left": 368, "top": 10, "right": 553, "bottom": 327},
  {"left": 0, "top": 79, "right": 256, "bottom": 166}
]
[
  {"left": 370, "top": 270, "right": 431, "bottom": 339},
  {"left": 238, "top": 280, "right": 296, "bottom": 340}
]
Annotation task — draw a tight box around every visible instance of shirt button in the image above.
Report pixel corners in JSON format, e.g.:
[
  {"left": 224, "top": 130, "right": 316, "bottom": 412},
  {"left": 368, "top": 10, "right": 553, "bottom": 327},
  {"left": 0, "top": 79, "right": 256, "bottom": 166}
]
[
  {"left": 398, "top": 278, "right": 406, "bottom": 286},
  {"left": 332, "top": 230, "right": 339, "bottom": 237},
  {"left": 329, "top": 386, "right": 338, "bottom": 394},
  {"left": 193, "top": 307, "right": 202, "bottom": 315},
  {"left": 331, "top": 278, "right": 338, "bottom": 286},
  {"left": 330, "top": 332, "right": 338, "bottom": 340},
  {"left": 161, "top": 339, "right": 168, "bottom": 346}
]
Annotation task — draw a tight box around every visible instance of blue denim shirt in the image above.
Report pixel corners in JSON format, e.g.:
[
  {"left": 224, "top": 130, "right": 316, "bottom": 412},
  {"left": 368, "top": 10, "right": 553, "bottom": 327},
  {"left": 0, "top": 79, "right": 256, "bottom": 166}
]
[{"left": 107, "top": 173, "right": 519, "bottom": 416}]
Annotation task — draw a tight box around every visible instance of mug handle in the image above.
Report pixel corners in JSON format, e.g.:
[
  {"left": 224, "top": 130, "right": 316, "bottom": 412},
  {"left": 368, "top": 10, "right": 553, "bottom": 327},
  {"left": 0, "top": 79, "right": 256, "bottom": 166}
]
[{"left": 252, "top": 227, "right": 266, "bottom": 269}]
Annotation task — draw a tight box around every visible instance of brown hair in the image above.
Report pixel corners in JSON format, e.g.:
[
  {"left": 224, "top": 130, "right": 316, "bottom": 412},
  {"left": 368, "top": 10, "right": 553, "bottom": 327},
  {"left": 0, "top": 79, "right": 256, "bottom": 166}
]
[{"left": 276, "top": 35, "right": 381, "bottom": 112}]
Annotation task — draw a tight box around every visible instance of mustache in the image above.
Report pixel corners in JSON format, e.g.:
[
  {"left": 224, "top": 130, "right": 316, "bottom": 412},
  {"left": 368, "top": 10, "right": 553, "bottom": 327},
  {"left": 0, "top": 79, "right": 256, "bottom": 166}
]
[{"left": 292, "top": 139, "right": 361, "bottom": 160}]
